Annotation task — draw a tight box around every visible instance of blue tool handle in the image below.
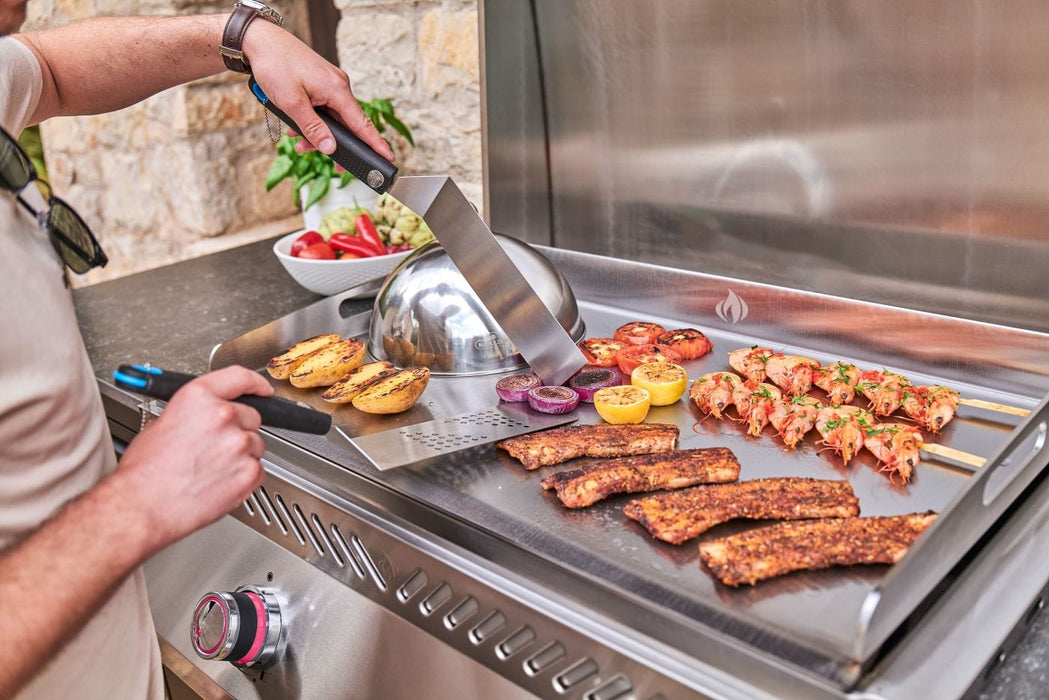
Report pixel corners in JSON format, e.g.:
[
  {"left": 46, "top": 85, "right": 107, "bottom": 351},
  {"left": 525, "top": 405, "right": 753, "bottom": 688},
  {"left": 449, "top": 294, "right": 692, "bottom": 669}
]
[
  {"left": 247, "top": 75, "right": 399, "bottom": 194},
  {"left": 113, "top": 365, "right": 332, "bottom": 435}
]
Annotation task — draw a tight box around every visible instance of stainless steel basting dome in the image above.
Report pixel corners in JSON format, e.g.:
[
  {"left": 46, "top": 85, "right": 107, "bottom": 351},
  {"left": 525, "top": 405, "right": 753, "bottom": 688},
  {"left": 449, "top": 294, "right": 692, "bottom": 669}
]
[{"left": 368, "top": 234, "right": 585, "bottom": 375}]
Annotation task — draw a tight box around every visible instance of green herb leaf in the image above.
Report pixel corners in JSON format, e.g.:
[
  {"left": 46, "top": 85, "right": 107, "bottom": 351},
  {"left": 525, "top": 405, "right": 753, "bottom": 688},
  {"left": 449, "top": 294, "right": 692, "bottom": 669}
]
[
  {"left": 304, "top": 175, "right": 331, "bottom": 210},
  {"left": 265, "top": 155, "right": 294, "bottom": 191},
  {"left": 383, "top": 113, "right": 415, "bottom": 147}
]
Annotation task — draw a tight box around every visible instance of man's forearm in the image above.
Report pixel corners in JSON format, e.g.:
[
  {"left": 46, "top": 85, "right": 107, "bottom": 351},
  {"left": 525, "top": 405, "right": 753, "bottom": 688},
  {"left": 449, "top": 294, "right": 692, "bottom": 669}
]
[
  {"left": 18, "top": 14, "right": 228, "bottom": 125},
  {"left": 0, "top": 472, "right": 158, "bottom": 697}
]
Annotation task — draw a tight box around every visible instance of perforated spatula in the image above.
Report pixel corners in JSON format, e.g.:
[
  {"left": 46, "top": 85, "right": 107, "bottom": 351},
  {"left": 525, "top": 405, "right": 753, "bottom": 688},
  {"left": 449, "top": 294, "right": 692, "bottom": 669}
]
[{"left": 248, "top": 78, "right": 586, "bottom": 386}]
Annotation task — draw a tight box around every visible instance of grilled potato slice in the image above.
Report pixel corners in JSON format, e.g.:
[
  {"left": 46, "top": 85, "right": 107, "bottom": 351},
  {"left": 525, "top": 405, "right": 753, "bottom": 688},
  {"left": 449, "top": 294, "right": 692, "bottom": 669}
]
[
  {"left": 266, "top": 333, "right": 340, "bottom": 380},
  {"left": 289, "top": 338, "right": 367, "bottom": 388},
  {"left": 320, "top": 361, "right": 398, "bottom": 404},
  {"left": 352, "top": 367, "right": 431, "bottom": 414}
]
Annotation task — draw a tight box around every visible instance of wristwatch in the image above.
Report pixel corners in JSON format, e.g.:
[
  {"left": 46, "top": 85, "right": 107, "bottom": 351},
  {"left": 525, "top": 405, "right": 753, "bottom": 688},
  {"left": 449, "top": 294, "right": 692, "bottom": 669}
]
[{"left": 220, "top": 0, "right": 284, "bottom": 74}]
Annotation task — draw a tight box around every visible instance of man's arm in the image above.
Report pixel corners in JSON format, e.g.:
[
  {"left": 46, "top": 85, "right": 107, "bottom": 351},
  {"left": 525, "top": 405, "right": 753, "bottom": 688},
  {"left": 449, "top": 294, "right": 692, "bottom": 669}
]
[
  {"left": 16, "top": 12, "right": 393, "bottom": 159},
  {"left": 0, "top": 367, "right": 271, "bottom": 697}
]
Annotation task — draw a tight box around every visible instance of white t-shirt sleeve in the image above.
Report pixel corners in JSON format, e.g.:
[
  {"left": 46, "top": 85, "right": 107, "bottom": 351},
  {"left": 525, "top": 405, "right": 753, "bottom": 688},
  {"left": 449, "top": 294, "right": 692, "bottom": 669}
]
[{"left": 0, "top": 36, "right": 43, "bottom": 134}]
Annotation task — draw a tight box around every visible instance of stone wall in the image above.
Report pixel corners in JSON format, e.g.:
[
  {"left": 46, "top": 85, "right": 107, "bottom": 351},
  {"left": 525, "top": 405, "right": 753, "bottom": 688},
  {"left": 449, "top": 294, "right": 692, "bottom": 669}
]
[{"left": 27, "top": 0, "right": 481, "bottom": 286}]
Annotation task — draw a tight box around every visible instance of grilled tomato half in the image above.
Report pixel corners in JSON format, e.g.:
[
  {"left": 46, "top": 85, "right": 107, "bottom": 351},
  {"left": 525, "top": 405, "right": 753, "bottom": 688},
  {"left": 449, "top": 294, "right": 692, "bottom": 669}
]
[
  {"left": 656, "top": 328, "right": 713, "bottom": 360},
  {"left": 616, "top": 344, "right": 683, "bottom": 375},
  {"left": 579, "top": 337, "right": 625, "bottom": 367},
  {"left": 613, "top": 321, "right": 667, "bottom": 346}
]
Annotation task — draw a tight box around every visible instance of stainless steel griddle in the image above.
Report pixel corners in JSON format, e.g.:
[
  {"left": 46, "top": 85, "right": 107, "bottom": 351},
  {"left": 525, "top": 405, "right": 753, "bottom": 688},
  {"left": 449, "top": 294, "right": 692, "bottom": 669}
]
[{"left": 208, "top": 247, "right": 1049, "bottom": 695}]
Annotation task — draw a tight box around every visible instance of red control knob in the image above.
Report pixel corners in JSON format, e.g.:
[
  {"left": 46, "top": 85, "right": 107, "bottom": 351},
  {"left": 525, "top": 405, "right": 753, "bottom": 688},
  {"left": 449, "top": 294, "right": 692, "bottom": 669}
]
[{"left": 190, "top": 585, "right": 282, "bottom": 667}]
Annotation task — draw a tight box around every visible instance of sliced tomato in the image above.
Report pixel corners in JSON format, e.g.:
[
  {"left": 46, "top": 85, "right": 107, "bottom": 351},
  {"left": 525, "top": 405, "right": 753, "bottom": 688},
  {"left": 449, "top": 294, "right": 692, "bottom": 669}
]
[
  {"left": 616, "top": 343, "right": 682, "bottom": 375},
  {"left": 579, "top": 337, "right": 624, "bottom": 367},
  {"left": 656, "top": 328, "right": 713, "bottom": 360},
  {"left": 613, "top": 321, "right": 667, "bottom": 346}
]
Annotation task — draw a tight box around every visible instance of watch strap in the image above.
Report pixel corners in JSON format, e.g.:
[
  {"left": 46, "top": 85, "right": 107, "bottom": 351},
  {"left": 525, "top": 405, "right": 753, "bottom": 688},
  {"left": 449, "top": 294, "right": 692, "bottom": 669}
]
[{"left": 221, "top": 2, "right": 283, "bottom": 74}]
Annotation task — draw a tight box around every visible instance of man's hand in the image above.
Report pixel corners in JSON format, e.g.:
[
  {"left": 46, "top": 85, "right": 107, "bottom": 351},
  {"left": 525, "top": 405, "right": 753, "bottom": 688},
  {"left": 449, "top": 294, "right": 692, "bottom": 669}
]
[
  {"left": 111, "top": 365, "right": 273, "bottom": 551},
  {"left": 243, "top": 21, "right": 395, "bottom": 161}
]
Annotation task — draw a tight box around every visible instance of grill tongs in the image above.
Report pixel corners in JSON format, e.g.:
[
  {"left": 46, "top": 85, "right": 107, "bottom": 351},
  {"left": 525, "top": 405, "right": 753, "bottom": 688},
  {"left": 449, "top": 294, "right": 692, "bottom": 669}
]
[{"left": 113, "top": 364, "right": 332, "bottom": 434}]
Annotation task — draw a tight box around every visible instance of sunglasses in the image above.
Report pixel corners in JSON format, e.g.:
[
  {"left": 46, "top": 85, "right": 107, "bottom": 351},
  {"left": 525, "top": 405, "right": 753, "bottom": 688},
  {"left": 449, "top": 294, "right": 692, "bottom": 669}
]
[{"left": 1, "top": 126, "right": 107, "bottom": 274}]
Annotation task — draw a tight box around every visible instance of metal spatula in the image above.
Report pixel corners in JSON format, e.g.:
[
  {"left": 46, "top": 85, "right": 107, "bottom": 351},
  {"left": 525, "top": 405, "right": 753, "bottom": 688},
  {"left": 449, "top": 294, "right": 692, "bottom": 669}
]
[
  {"left": 249, "top": 78, "right": 586, "bottom": 386},
  {"left": 345, "top": 404, "right": 576, "bottom": 471}
]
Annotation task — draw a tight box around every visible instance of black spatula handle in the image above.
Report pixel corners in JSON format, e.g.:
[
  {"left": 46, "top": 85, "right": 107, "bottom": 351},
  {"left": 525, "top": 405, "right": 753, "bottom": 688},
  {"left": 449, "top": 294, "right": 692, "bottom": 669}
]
[
  {"left": 248, "top": 76, "right": 398, "bottom": 194},
  {"left": 114, "top": 365, "right": 332, "bottom": 435}
]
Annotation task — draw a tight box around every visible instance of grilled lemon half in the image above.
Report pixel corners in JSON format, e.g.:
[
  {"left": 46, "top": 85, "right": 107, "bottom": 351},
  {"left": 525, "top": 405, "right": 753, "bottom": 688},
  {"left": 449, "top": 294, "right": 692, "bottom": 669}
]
[
  {"left": 593, "top": 385, "right": 652, "bottom": 424},
  {"left": 631, "top": 362, "right": 688, "bottom": 406}
]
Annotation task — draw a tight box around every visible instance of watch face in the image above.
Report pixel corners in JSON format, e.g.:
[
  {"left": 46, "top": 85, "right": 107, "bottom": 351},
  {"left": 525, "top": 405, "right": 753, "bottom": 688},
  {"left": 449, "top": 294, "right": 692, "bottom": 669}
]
[{"left": 235, "top": 0, "right": 284, "bottom": 25}]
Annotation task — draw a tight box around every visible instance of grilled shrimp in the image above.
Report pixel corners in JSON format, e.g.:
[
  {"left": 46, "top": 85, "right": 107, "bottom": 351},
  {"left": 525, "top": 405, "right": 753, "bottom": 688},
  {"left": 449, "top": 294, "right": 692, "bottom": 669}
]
[
  {"left": 768, "top": 396, "right": 823, "bottom": 449},
  {"left": 812, "top": 362, "right": 861, "bottom": 406},
  {"left": 858, "top": 369, "right": 912, "bottom": 416},
  {"left": 689, "top": 371, "right": 743, "bottom": 419},
  {"left": 731, "top": 380, "right": 782, "bottom": 437},
  {"left": 765, "top": 354, "right": 820, "bottom": 397},
  {"left": 815, "top": 405, "right": 868, "bottom": 465},
  {"left": 728, "top": 347, "right": 781, "bottom": 383},
  {"left": 900, "top": 385, "right": 961, "bottom": 433},
  {"left": 862, "top": 421, "right": 922, "bottom": 484}
]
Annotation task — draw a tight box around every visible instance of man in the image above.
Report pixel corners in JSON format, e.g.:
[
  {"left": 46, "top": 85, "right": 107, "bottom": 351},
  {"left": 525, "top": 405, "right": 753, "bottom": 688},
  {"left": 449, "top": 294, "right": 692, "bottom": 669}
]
[{"left": 0, "top": 2, "right": 393, "bottom": 696}]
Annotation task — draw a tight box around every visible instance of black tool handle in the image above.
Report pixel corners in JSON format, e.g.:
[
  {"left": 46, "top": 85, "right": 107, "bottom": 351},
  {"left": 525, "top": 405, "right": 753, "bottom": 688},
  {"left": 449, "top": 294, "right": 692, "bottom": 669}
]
[
  {"left": 114, "top": 365, "right": 332, "bottom": 435},
  {"left": 247, "top": 75, "right": 398, "bottom": 194}
]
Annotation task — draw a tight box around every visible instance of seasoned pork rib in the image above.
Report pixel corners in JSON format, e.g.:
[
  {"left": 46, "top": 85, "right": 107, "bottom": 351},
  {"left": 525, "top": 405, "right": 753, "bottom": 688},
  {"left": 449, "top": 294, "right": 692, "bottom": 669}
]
[
  {"left": 540, "top": 448, "right": 740, "bottom": 508},
  {"left": 623, "top": 477, "right": 859, "bottom": 545},
  {"left": 698, "top": 512, "right": 938, "bottom": 587},
  {"left": 497, "top": 423, "right": 678, "bottom": 471}
]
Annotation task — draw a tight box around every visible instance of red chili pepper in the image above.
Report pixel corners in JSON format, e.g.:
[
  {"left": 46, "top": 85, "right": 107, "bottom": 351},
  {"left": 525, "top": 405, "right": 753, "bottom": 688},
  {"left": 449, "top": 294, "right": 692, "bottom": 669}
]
[
  {"left": 329, "top": 233, "right": 379, "bottom": 258},
  {"left": 354, "top": 213, "right": 387, "bottom": 255},
  {"left": 291, "top": 230, "right": 324, "bottom": 257}
]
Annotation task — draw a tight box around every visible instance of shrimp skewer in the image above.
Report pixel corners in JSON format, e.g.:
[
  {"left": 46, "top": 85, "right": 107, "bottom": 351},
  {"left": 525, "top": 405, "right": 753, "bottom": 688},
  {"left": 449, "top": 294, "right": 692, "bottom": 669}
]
[
  {"left": 765, "top": 354, "right": 820, "bottom": 397},
  {"left": 900, "top": 385, "right": 961, "bottom": 434},
  {"left": 767, "top": 396, "right": 823, "bottom": 449},
  {"left": 689, "top": 371, "right": 743, "bottom": 419},
  {"left": 858, "top": 369, "right": 912, "bottom": 416},
  {"left": 812, "top": 362, "right": 861, "bottom": 406},
  {"left": 731, "top": 380, "right": 782, "bottom": 437},
  {"left": 815, "top": 405, "right": 868, "bottom": 465},
  {"left": 859, "top": 421, "right": 923, "bottom": 484},
  {"left": 728, "top": 347, "right": 781, "bottom": 383}
]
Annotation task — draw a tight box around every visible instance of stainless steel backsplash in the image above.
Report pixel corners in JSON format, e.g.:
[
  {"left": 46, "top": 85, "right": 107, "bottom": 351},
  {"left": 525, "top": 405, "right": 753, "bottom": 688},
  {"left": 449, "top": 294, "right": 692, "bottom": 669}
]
[{"left": 481, "top": 0, "right": 1049, "bottom": 332}]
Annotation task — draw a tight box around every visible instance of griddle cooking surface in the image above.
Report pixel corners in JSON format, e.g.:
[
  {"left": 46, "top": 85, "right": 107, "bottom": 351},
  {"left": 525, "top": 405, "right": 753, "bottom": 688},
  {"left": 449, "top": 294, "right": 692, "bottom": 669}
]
[{"left": 211, "top": 250, "right": 1048, "bottom": 686}]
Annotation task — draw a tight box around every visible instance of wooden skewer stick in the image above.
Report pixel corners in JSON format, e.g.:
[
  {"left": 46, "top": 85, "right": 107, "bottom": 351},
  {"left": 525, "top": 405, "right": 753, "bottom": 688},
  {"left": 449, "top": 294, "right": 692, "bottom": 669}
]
[
  {"left": 958, "top": 397, "right": 1031, "bottom": 417},
  {"left": 921, "top": 442, "right": 987, "bottom": 468}
]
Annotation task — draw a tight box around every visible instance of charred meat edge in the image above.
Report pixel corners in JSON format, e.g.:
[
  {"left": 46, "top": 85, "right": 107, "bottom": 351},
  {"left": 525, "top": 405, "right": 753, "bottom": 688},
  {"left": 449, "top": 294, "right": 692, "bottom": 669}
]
[
  {"left": 540, "top": 448, "right": 740, "bottom": 508},
  {"left": 698, "top": 511, "right": 938, "bottom": 587},
  {"left": 623, "top": 477, "right": 860, "bottom": 545},
  {"left": 497, "top": 423, "right": 679, "bottom": 470}
]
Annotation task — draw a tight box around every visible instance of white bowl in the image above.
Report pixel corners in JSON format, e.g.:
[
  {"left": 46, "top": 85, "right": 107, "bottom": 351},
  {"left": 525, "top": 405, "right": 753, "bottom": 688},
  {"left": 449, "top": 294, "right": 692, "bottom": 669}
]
[{"left": 273, "top": 230, "right": 412, "bottom": 297}]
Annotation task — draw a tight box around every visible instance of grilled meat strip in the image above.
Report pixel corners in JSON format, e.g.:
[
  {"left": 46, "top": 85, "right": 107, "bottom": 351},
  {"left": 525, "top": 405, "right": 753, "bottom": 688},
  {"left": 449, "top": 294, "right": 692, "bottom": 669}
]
[
  {"left": 623, "top": 477, "right": 859, "bottom": 545},
  {"left": 699, "top": 512, "right": 938, "bottom": 587},
  {"left": 540, "top": 448, "right": 740, "bottom": 508},
  {"left": 497, "top": 423, "right": 678, "bottom": 471}
]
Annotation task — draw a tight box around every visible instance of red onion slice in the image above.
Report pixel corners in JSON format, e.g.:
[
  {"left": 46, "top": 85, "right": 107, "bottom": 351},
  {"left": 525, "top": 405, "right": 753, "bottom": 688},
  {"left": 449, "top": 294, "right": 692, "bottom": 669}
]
[
  {"left": 567, "top": 367, "right": 622, "bottom": 403},
  {"left": 527, "top": 385, "right": 580, "bottom": 414},
  {"left": 495, "top": 373, "right": 543, "bottom": 402}
]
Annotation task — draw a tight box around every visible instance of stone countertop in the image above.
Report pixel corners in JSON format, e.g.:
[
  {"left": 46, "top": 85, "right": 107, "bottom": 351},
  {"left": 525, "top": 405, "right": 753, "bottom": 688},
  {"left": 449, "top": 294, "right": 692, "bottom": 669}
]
[
  {"left": 73, "top": 236, "right": 374, "bottom": 379},
  {"left": 71, "top": 236, "right": 1049, "bottom": 699}
]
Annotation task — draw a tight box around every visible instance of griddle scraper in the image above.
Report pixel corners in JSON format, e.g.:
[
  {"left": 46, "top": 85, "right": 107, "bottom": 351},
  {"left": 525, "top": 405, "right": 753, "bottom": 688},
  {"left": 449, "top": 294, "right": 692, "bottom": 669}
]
[{"left": 344, "top": 404, "right": 576, "bottom": 471}]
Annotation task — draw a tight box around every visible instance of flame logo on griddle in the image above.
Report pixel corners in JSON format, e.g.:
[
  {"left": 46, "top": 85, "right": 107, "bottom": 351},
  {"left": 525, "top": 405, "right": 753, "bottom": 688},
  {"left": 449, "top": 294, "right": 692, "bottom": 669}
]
[{"left": 715, "top": 290, "right": 749, "bottom": 324}]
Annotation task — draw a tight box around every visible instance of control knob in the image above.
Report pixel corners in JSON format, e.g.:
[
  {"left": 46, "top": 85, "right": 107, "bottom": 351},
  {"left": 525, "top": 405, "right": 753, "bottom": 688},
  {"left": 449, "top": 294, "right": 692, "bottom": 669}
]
[{"left": 190, "top": 585, "right": 283, "bottom": 667}]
